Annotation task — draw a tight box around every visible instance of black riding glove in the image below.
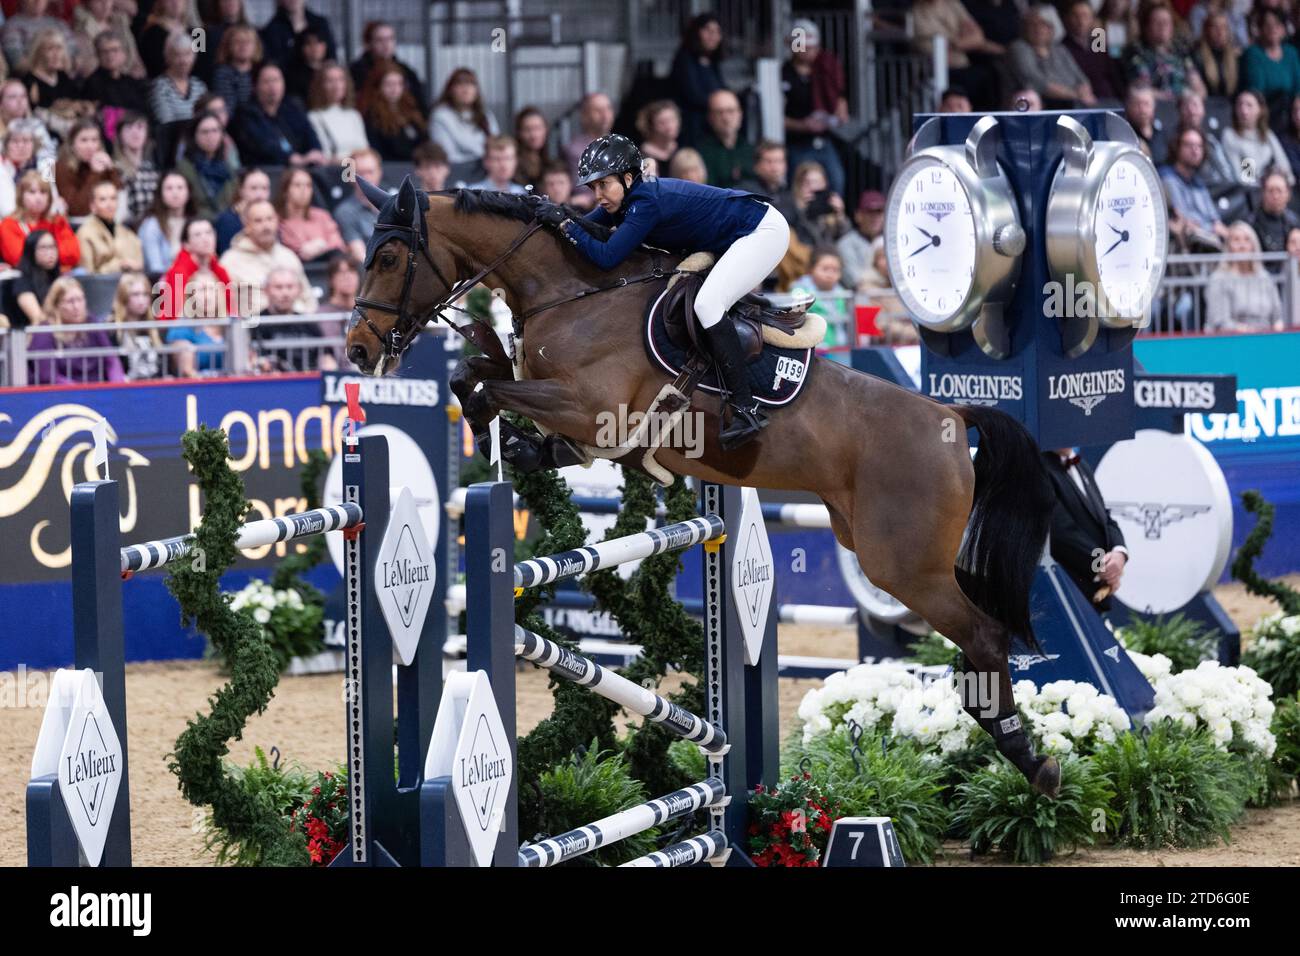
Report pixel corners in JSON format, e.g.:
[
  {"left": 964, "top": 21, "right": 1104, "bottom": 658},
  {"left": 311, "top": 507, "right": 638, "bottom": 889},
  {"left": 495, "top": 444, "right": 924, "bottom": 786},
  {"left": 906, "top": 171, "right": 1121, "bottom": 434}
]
[{"left": 528, "top": 197, "right": 570, "bottom": 228}]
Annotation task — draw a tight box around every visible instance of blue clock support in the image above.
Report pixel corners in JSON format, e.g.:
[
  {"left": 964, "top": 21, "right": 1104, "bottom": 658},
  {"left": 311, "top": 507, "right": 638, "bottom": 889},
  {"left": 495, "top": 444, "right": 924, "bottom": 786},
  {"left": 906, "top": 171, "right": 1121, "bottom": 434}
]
[{"left": 905, "top": 109, "right": 1159, "bottom": 718}]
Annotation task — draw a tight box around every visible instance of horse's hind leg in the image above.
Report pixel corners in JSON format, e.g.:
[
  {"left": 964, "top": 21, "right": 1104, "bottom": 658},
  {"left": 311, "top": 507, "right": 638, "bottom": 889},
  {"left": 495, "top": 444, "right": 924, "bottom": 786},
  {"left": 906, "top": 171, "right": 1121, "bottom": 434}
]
[
  {"left": 889, "top": 569, "right": 1060, "bottom": 797},
  {"left": 846, "top": 483, "right": 1061, "bottom": 798}
]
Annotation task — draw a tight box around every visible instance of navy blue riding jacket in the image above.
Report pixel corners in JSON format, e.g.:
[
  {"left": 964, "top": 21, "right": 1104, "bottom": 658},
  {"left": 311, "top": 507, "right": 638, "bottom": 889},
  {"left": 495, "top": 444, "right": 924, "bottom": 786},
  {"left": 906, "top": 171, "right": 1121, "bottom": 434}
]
[{"left": 564, "top": 176, "right": 769, "bottom": 269}]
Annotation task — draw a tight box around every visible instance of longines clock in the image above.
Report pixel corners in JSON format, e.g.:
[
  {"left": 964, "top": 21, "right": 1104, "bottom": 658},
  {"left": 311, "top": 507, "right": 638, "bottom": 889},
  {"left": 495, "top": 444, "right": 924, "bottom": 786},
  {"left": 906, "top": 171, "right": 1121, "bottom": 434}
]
[
  {"left": 885, "top": 114, "right": 1025, "bottom": 358},
  {"left": 1046, "top": 113, "right": 1168, "bottom": 356}
]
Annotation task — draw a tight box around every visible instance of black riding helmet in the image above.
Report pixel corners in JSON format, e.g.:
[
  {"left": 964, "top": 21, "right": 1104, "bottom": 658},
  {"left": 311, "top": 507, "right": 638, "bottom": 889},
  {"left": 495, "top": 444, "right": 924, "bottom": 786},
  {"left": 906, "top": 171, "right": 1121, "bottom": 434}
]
[{"left": 576, "top": 133, "right": 644, "bottom": 188}]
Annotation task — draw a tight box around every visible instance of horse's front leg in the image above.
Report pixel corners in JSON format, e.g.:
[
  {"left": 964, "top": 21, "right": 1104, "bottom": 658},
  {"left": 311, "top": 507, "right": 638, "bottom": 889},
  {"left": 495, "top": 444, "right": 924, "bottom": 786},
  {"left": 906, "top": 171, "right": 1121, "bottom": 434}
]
[
  {"left": 451, "top": 354, "right": 513, "bottom": 442},
  {"left": 468, "top": 376, "right": 591, "bottom": 471}
]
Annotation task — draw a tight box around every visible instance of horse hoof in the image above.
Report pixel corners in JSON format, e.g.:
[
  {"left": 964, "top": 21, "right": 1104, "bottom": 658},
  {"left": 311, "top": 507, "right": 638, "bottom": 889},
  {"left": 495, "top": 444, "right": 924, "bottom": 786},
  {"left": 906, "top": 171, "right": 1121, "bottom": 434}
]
[
  {"left": 491, "top": 421, "right": 547, "bottom": 472},
  {"left": 1032, "top": 755, "right": 1061, "bottom": 799}
]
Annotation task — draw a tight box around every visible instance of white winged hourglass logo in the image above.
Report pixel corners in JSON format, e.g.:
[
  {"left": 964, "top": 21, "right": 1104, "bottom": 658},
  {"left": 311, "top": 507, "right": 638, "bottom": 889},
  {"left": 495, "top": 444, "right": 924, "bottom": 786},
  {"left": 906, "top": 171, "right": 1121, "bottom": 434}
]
[{"left": 1108, "top": 501, "right": 1212, "bottom": 539}]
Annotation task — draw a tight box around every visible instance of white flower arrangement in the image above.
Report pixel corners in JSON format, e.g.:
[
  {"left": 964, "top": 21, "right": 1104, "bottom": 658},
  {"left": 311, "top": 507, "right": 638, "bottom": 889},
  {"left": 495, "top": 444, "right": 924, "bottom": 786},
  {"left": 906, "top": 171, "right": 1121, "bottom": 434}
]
[
  {"left": 1140, "top": 659, "right": 1277, "bottom": 757},
  {"left": 1126, "top": 648, "right": 1174, "bottom": 685},
  {"left": 797, "top": 664, "right": 1132, "bottom": 758},
  {"left": 227, "top": 579, "right": 305, "bottom": 622},
  {"left": 798, "top": 645, "right": 1280, "bottom": 770},
  {"left": 1253, "top": 611, "right": 1300, "bottom": 638},
  {"left": 1246, "top": 613, "right": 1300, "bottom": 662},
  {"left": 796, "top": 662, "right": 933, "bottom": 743},
  {"left": 1012, "top": 679, "right": 1131, "bottom": 755},
  {"left": 798, "top": 662, "right": 981, "bottom": 754}
]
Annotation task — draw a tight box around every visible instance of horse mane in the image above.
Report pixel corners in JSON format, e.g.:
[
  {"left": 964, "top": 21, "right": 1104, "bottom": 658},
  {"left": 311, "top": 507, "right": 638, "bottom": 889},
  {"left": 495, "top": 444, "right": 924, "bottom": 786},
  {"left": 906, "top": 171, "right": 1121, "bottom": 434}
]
[
  {"left": 449, "top": 188, "right": 617, "bottom": 244},
  {"left": 451, "top": 189, "right": 535, "bottom": 224}
]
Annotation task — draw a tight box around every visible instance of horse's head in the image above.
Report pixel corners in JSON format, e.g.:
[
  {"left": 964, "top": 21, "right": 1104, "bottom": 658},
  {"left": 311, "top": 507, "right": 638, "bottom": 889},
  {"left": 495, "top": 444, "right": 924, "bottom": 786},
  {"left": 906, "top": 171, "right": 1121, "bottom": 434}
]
[{"left": 347, "top": 176, "right": 458, "bottom": 376}]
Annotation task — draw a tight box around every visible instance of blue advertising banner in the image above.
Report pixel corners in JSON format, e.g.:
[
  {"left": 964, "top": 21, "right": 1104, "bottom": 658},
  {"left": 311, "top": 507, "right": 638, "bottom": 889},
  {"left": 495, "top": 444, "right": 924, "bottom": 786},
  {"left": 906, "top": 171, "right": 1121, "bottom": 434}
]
[
  {"left": 1134, "top": 331, "right": 1300, "bottom": 577},
  {"left": 0, "top": 332, "right": 460, "bottom": 672},
  {"left": 0, "top": 374, "right": 346, "bottom": 671}
]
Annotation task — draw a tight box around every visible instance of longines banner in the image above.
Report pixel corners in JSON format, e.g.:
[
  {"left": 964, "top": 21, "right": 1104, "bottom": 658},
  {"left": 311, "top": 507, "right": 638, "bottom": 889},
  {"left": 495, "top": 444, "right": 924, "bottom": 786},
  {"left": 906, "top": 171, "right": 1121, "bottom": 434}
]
[
  {"left": 0, "top": 375, "right": 346, "bottom": 670},
  {"left": 1134, "top": 331, "right": 1300, "bottom": 576}
]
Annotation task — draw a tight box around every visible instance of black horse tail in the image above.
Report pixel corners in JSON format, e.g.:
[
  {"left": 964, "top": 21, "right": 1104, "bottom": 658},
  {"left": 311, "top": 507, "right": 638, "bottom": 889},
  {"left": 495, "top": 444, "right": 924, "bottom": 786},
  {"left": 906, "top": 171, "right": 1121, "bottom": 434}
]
[{"left": 952, "top": 405, "right": 1054, "bottom": 649}]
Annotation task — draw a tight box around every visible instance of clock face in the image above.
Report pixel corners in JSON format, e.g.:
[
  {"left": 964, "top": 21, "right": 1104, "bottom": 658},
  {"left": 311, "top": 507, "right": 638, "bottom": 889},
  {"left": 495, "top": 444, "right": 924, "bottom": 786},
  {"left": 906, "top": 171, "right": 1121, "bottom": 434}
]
[
  {"left": 887, "top": 158, "right": 979, "bottom": 324},
  {"left": 1092, "top": 154, "right": 1167, "bottom": 319}
]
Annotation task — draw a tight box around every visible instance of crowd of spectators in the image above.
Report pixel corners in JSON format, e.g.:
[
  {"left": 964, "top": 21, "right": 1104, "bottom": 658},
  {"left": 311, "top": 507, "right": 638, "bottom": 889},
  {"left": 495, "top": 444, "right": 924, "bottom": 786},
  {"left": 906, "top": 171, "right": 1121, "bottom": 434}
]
[
  {"left": 9, "top": 0, "right": 1300, "bottom": 387},
  {"left": 0, "top": 0, "right": 452, "bottom": 384},
  {"left": 920, "top": 0, "right": 1300, "bottom": 333}
]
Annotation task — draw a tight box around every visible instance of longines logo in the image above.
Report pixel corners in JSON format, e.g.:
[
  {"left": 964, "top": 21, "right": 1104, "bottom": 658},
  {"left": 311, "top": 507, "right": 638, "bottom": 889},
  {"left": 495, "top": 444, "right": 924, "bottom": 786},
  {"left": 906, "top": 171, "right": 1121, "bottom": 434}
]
[
  {"left": 1110, "top": 502, "right": 1212, "bottom": 539},
  {"left": 1009, "top": 652, "right": 1061, "bottom": 671},
  {"left": 922, "top": 201, "right": 956, "bottom": 222},
  {"left": 1107, "top": 195, "right": 1135, "bottom": 217},
  {"left": 927, "top": 372, "right": 1023, "bottom": 405},
  {"left": 1048, "top": 369, "right": 1126, "bottom": 416},
  {"left": 1071, "top": 395, "right": 1107, "bottom": 415},
  {"left": 1133, "top": 379, "right": 1217, "bottom": 410},
  {"left": 323, "top": 375, "right": 439, "bottom": 407}
]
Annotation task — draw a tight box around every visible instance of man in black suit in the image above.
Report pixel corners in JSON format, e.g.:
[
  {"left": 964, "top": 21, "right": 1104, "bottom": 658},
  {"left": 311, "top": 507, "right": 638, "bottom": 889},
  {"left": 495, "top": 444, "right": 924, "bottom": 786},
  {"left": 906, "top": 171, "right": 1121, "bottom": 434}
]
[{"left": 1043, "top": 447, "right": 1129, "bottom": 612}]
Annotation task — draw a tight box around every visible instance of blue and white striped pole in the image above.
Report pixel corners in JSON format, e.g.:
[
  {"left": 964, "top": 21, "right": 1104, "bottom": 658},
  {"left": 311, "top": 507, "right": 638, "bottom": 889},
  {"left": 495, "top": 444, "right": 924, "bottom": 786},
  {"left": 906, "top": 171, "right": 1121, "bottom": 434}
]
[
  {"left": 620, "top": 830, "right": 728, "bottom": 867},
  {"left": 119, "top": 503, "right": 363, "bottom": 573},
  {"left": 513, "top": 514, "right": 724, "bottom": 588},
  {"left": 517, "top": 779, "right": 726, "bottom": 868},
  {"left": 515, "top": 625, "right": 727, "bottom": 752},
  {"left": 448, "top": 584, "right": 856, "bottom": 628}
]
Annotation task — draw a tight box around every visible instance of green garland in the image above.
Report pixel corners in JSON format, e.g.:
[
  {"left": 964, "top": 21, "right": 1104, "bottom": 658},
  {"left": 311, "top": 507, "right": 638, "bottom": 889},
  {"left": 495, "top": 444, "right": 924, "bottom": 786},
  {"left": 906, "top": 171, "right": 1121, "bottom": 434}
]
[
  {"left": 270, "top": 449, "right": 329, "bottom": 591},
  {"left": 1231, "top": 491, "right": 1300, "bottom": 616},
  {"left": 165, "top": 427, "right": 310, "bottom": 866},
  {"left": 204, "top": 450, "right": 333, "bottom": 674}
]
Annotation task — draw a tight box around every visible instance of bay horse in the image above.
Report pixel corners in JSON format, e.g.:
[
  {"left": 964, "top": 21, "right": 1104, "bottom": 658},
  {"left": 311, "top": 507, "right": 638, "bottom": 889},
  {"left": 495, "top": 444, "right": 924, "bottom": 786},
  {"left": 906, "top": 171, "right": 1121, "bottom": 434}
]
[{"left": 345, "top": 179, "right": 1061, "bottom": 797}]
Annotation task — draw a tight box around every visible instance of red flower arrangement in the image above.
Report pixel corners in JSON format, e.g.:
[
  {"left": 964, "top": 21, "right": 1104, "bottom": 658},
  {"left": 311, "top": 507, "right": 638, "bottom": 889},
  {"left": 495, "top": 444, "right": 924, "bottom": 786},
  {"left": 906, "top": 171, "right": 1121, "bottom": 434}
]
[
  {"left": 290, "top": 771, "right": 350, "bottom": 866},
  {"left": 746, "top": 772, "right": 842, "bottom": 867}
]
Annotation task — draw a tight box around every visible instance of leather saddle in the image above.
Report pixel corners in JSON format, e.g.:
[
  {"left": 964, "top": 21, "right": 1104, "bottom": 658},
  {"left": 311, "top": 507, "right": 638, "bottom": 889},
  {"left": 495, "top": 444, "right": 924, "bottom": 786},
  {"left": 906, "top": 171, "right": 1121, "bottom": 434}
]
[{"left": 658, "top": 271, "right": 808, "bottom": 363}]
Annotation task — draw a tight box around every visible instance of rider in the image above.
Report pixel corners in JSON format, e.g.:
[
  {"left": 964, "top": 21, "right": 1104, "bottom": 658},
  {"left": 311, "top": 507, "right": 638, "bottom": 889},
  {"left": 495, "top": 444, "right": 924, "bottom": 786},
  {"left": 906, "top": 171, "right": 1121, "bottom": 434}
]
[{"left": 532, "top": 133, "right": 791, "bottom": 450}]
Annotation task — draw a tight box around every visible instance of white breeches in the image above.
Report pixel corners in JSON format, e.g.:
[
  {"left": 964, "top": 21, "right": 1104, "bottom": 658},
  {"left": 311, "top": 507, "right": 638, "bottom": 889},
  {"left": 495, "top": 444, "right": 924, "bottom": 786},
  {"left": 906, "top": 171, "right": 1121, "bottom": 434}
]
[{"left": 693, "top": 203, "right": 790, "bottom": 329}]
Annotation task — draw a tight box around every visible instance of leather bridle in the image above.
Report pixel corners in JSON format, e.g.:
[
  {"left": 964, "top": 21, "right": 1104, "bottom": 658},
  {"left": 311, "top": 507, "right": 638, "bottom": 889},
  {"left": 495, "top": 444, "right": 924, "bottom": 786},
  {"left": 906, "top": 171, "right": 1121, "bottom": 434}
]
[{"left": 350, "top": 200, "right": 544, "bottom": 364}]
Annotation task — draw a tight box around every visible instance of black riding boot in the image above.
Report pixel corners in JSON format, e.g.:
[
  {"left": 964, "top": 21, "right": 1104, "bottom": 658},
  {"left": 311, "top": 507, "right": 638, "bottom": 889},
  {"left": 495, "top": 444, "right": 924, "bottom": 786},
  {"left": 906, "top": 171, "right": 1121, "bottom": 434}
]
[{"left": 702, "top": 320, "right": 768, "bottom": 450}]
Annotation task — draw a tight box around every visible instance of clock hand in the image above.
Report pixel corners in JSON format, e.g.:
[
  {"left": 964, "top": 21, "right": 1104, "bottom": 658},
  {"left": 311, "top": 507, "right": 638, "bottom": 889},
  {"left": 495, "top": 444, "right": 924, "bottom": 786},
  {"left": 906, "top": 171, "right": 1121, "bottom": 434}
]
[
  {"left": 1109, "top": 222, "right": 1125, "bottom": 237},
  {"left": 1102, "top": 236, "right": 1124, "bottom": 256},
  {"left": 907, "top": 228, "right": 941, "bottom": 258},
  {"left": 915, "top": 225, "right": 935, "bottom": 240}
]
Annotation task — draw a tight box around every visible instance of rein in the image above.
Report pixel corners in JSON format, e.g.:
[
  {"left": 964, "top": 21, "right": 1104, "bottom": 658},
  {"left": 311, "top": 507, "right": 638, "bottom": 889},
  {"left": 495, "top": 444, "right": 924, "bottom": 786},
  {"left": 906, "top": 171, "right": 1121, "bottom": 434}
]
[
  {"left": 352, "top": 205, "right": 544, "bottom": 361},
  {"left": 352, "top": 191, "right": 673, "bottom": 361},
  {"left": 521, "top": 259, "right": 669, "bottom": 319}
]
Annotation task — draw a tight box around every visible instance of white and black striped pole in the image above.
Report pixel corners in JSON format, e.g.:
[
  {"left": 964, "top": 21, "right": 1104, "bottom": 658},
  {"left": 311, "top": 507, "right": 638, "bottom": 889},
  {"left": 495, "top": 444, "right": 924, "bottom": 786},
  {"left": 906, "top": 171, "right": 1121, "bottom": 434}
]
[
  {"left": 517, "top": 779, "right": 726, "bottom": 868},
  {"left": 620, "top": 830, "right": 728, "bottom": 867},
  {"left": 119, "top": 504, "right": 363, "bottom": 573},
  {"left": 513, "top": 515, "right": 724, "bottom": 588},
  {"left": 515, "top": 624, "right": 727, "bottom": 752}
]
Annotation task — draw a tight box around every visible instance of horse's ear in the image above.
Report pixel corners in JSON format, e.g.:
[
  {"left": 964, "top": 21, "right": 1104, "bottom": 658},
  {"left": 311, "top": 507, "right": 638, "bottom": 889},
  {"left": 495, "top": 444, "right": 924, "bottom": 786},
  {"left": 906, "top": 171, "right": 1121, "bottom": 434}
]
[
  {"left": 357, "top": 176, "right": 390, "bottom": 211},
  {"left": 395, "top": 176, "right": 419, "bottom": 224}
]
